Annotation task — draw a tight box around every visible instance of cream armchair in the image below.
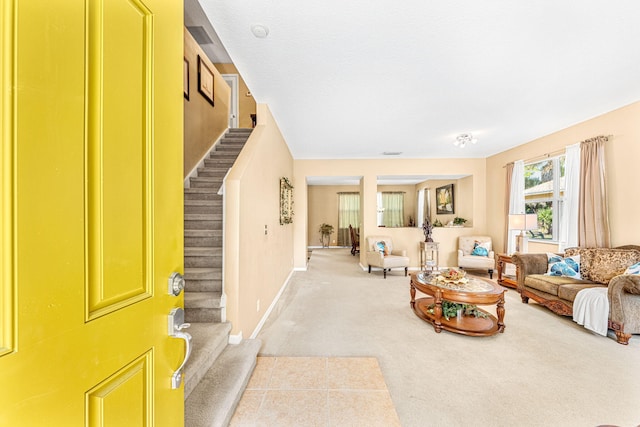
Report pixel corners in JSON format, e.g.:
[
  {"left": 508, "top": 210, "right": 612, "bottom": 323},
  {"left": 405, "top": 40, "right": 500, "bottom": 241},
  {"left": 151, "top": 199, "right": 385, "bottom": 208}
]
[
  {"left": 457, "top": 235, "right": 495, "bottom": 279},
  {"left": 365, "top": 235, "right": 410, "bottom": 279}
]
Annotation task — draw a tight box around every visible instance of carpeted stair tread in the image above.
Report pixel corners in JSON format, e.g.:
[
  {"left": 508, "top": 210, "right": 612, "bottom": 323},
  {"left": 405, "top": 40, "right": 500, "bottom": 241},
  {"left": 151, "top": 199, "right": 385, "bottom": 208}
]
[
  {"left": 185, "top": 247, "right": 222, "bottom": 256},
  {"left": 185, "top": 339, "right": 261, "bottom": 427},
  {"left": 184, "top": 267, "right": 222, "bottom": 280},
  {"left": 184, "top": 198, "right": 222, "bottom": 206},
  {"left": 185, "top": 229, "right": 222, "bottom": 236},
  {"left": 185, "top": 213, "right": 222, "bottom": 220},
  {"left": 184, "top": 322, "right": 232, "bottom": 400},
  {"left": 185, "top": 291, "right": 223, "bottom": 308}
]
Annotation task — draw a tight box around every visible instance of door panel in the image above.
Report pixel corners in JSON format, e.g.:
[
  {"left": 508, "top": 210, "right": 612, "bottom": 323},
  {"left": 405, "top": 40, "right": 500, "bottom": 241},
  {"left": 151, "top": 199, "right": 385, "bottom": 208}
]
[
  {"left": 86, "top": 0, "right": 153, "bottom": 319},
  {"left": 0, "top": 0, "right": 16, "bottom": 358},
  {"left": 0, "top": 0, "right": 184, "bottom": 425}
]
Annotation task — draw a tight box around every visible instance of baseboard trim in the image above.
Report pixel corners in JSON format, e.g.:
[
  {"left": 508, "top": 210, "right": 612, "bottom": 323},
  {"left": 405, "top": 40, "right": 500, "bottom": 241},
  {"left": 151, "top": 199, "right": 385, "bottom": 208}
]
[
  {"left": 228, "top": 331, "right": 243, "bottom": 345},
  {"left": 249, "top": 269, "right": 295, "bottom": 339}
]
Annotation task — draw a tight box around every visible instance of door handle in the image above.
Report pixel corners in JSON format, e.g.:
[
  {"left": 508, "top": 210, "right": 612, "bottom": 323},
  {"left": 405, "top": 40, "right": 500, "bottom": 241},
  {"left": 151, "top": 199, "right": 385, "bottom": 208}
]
[{"left": 168, "top": 308, "right": 192, "bottom": 389}]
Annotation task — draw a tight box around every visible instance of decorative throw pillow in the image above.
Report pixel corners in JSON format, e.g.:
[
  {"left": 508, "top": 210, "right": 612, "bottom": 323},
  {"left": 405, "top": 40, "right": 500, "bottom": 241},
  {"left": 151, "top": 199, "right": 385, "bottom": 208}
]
[
  {"left": 624, "top": 262, "right": 640, "bottom": 275},
  {"left": 546, "top": 253, "right": 581, "bottom": 279},
  {"left": 376, "top": 241, "right": 389, "bottom": 256},
  {"left": 471, "top": 246, "right": 488, "bottom": 256}
]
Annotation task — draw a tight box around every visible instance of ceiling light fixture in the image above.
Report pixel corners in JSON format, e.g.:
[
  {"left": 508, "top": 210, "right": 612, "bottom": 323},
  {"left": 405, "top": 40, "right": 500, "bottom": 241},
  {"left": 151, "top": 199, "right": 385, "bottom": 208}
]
[
  {"left": 454, "top": 133, "right": 478, "bottom": 148},
  {"left": 251, "top": 24, "right": 270, "bottom": 38}
]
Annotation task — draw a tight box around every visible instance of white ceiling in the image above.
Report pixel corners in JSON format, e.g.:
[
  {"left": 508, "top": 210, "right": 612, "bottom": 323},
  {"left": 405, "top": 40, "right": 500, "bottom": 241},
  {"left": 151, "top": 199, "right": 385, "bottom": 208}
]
[{"left": 194, "top": 1, "right": 640, "bottom": 160}]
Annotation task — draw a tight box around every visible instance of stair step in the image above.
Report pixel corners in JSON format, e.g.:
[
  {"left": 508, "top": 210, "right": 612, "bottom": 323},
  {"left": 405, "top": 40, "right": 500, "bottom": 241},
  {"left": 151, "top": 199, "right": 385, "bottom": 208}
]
[
  {"left": 185, "top": 306, "right": 223, "bottom": 323},
  {"left": 214, "top": 146, "right": 242, "bottom": 153},
  {"left": 185, "top": 278, "right": 222, "bottom": 293},
  {"left": 185, "top": 291, "right": 223, "bottom": 308},
  {"left": 185, "top": 247, "right": 222, "bottom": 256},
  {"left": 184, "top": 199, "right": 222, "bottom": 206},
  {"left": 184, "top": 193, "right": 222, "bottom": 201},
  {"left": 184, "top": 199, "right": 222, "bottom": 215},
  {"left": 204, "top": 159, "right": 235, "bottom": 167},
  {"left": 184, "top": 220, "right": 222, "bottom": 231},
  {"left": 184, "top": 267, "right": 222, "bottom": 281},
  {"left": 185, "top": 267, "right": 222, "bottom": 291},
  {"left": 185, "top": 231, "right": 222, "bottom": 247},
  {"left": 184, "top": 322, "right": 232, "bottom": 400},
  {"left": 196, "top": 168, "right": 228, "bottom": 177},
  {"left": 185, "top": 247, "right": 222, "bottom": 267},
  {"left": 185, "top": 339, "right": 261, "bottom": 427},
  {"left": 189, "top": 177, "right": 224, "bottom": 189}
]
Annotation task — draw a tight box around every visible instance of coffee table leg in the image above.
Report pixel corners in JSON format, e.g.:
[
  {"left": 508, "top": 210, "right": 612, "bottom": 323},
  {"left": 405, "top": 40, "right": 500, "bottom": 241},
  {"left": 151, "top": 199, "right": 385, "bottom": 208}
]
[
  {"left": 434, "top": 291, "right": 443, "bottom": 333},
  {"left": 497, "top": 294, "right": 505, "bottom": 333},
  {"left": 410, "top": 283, "right": 416, "bottom": 308}
]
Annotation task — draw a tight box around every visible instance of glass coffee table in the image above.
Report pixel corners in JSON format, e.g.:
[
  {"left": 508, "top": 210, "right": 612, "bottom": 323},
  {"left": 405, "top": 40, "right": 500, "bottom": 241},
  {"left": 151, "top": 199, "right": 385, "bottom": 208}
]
[{"left": 410, "top": 271, "right": 506, "bottom": 336}]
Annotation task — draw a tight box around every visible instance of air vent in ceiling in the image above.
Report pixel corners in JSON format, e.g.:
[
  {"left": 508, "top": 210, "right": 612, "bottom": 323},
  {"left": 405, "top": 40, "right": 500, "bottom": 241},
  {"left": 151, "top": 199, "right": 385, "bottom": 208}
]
[
  {"left": 187, "top": 26, "right": 214, "bottom": 45},
  {"left": 382, "top": 151, "right": 402, "bottom": 156}
]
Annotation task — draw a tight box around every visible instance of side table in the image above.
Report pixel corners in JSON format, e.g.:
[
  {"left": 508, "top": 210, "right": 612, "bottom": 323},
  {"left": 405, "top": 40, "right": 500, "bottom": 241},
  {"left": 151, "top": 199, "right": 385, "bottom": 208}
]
[{"left": 497, "top": 253, "right": 518, "bottom": 289}]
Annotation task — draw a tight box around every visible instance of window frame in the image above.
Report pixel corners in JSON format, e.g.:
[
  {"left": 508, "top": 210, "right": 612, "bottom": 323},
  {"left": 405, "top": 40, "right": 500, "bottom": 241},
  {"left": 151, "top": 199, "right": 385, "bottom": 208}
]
[{"left": 524, "top": 155, "right": 565, "bottom": 242}]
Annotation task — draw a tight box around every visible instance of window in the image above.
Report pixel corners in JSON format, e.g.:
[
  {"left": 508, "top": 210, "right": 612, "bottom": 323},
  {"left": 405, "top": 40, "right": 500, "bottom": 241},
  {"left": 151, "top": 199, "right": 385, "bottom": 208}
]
[
  {"left": 524, "top": 156, "right": 565, "bottom": 241},
  {"left": 377, "top": 192, "right": 404, "bottom": 227},
  {"left": 337, "top": 192, "right": 360, "bottom": 246}
]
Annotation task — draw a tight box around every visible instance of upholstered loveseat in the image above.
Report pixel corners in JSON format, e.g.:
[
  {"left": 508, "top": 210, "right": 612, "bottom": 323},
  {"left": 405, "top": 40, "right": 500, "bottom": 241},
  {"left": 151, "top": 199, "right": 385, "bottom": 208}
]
[{"left": 512, "top": 246, "right": 640, "bottom": 345}]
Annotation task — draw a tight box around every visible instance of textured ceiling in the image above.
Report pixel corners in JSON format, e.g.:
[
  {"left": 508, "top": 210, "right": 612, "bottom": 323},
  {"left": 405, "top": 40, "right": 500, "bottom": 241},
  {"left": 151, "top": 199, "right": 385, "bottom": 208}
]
[{"left": 197, "top": 1, "right": 640, "bottom": 159}]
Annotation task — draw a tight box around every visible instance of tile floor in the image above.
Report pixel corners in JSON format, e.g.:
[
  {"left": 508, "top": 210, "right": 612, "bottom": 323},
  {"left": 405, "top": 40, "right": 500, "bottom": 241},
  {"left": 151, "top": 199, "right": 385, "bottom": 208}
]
[{"left": 229, "top": 356, "right": 401, "bottom": 426}]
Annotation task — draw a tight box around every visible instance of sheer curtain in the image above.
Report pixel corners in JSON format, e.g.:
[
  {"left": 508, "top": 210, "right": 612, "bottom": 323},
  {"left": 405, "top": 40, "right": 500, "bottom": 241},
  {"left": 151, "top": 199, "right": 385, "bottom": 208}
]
[
  {"left": 559, "top": 143, "right": 580, "bottom": 251},
  {"left": 337, "top": 192, "right": 360, "bottom": 246},
  {"left": 579, "top": 136, "right": 610, "bottom": 247},
  {"left": 381, "top": 192, "right": 404, "bottom": 227},
  {"left": 507, "top": 160, "right": 524, "bottom": 254},
  {"left": 503, "top": 163, "right": 514, "bottom": 253}
]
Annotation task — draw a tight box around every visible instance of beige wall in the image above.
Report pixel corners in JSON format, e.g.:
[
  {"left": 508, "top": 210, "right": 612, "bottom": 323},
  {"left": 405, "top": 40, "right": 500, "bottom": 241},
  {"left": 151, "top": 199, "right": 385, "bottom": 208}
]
[
  {"left": 486, "top": 101, "right": 640, "bottom": 254},
  {"left": 213, "top": 63, "right": 257, "bottom": 129},
  {"left": 294, "top": 159, "right": 487, "bottom": 270},
  {"left": 183, "top": 28, "right": 230, "bottom": 177},
  {"left": 224, "top": 104, "right": 294, "bottom": 337}
]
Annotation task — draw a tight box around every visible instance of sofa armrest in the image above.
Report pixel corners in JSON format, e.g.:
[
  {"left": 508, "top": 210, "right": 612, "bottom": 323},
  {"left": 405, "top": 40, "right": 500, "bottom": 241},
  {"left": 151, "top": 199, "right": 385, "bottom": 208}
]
[
  {"left": 511, "top": 253, "right": 549, "bottom": 292},
  {"left": 608, "top": 274, "right": 640, "bottom": 322},
  {"left": 391, "top": 249, "right": 407, "bottom": 257},
  {"left": 488, "top": 250, "right": 495, "bottom": 259}
]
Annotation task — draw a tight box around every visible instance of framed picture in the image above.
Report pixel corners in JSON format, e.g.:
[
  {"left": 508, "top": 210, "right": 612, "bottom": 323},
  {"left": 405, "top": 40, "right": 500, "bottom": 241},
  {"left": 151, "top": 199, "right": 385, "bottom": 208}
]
[
  {"left": 183, "top": 58, "right": 189, "bottom": 100},
  {"left": 280, "top": 177, "right": 294, "bottom": 225},
  {"left": 435, "top": 184, "right": 454, "bottom": 214},
  {"left": 197, "top": 55, "right": 214, "bottom": 106}
]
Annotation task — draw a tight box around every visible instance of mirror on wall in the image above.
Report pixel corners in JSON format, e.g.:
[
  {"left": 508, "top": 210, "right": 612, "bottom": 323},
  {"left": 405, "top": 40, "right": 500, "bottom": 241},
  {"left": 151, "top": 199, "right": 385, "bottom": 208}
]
[{"left": 376, "top": 175, "right": 472, "bottom": 228}]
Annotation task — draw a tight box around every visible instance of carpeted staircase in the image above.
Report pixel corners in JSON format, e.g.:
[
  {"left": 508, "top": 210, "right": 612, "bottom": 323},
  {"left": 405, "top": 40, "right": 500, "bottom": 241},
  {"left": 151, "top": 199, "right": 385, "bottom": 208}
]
[{"left": 183, "top": 128, "right": 261, "bottom": 427}]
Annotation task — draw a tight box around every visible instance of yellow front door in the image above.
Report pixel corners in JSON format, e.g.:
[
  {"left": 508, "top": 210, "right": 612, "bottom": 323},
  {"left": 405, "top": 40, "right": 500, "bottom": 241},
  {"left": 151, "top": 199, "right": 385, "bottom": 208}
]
[{"left": 1, "top": 0, "right": 184, "bottom": 425}]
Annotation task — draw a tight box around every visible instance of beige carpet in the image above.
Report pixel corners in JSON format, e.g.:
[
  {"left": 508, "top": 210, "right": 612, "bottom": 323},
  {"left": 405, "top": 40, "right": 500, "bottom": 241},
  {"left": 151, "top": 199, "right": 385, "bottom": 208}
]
[{"left": 254, "top": 249, "right": 640, "bottom": 427}]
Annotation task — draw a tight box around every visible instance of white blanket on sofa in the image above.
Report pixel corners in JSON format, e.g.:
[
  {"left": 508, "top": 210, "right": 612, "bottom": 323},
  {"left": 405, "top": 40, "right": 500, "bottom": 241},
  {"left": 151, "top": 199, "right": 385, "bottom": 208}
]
[{"left": 572, "top": 287, "right": 609, "bottom": 336}]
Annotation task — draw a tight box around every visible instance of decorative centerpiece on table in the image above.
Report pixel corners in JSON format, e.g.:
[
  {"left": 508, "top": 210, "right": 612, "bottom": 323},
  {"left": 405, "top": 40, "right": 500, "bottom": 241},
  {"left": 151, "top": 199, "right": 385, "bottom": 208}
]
[{"left": 427, "top": 269, "right": 488, "bottom": 320}]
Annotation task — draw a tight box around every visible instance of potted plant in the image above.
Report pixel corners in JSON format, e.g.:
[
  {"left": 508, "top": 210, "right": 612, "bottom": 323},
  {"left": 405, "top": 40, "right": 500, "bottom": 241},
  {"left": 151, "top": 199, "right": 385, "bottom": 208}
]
[
  {"left": 453, "top": 217, "right": 467, "bottom": 226},
  {"left": 319, "top": 223, "right": 334, "bottom": 248}
]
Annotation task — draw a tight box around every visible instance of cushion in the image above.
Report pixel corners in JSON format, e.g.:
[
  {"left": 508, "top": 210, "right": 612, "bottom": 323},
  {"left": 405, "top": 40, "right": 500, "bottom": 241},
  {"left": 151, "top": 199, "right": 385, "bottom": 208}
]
[
  {"left": 471, "top": 246, "right": 488, "bottom": 256},
  {"left": 624, "top": 262, "right": 640, "bottom": 275},
  {"left": 376, "top": 241, "right": 389, "bottom": 256},
  {"left": 558, "top": 283, "right": 605, "bottom": 302},
  {"left": 565, "top": 248, "right": 640, "bottom": 284},
  {"left": 546, "top": 253, "right": 581, "bottom": 279},
  {"left": 525, "top": 274, "right": 593, "bottom": 296}
]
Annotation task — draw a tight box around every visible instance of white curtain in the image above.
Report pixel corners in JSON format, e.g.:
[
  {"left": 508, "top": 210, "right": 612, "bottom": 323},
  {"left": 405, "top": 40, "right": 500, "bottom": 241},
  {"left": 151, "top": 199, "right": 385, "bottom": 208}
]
[
  {"left": 559, "top": 143, "right": 580, "bottom": 251},
  {"left": 507, "top": 160, "right": 525, "bottom": 254}
]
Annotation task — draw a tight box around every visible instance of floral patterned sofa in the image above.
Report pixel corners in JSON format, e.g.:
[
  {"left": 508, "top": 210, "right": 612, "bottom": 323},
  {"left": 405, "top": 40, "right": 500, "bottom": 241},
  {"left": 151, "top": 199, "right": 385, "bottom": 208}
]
[{"left": 511, "top": 246, "right": 640, "bottom": 345}]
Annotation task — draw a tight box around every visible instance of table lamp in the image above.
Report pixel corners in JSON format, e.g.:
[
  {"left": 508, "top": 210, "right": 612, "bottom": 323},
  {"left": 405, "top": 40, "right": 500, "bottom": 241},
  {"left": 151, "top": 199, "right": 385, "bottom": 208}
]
[{"left": 508, "top": 213, "right": 538, "bottom": 253}]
